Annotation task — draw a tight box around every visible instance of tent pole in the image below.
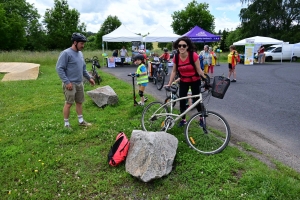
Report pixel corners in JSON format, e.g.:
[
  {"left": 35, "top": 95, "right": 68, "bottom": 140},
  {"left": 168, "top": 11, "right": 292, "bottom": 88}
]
[{"left": 281, "top": 42, "right": 283, "bottom": 64}]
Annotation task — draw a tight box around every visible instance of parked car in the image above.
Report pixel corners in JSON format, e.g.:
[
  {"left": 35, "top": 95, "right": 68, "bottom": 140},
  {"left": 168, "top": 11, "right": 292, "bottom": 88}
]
[{"left": 263, "top": 44, "right": 300, "bottom": 62}]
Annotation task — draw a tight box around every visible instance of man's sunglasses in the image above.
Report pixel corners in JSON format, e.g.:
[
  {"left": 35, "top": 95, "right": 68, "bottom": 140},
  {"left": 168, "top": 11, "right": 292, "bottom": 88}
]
[{"left": 178, "top": 44, "right": 187, "bottom": 48}]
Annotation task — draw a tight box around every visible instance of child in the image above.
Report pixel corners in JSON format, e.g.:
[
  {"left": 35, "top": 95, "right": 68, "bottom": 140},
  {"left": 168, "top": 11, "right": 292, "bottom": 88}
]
[
  {"left": 130, "top": 54, "right": 148, "bottom": 106},
  {"left": 208, "top": 47, "right": 217, "bottom": 78}
]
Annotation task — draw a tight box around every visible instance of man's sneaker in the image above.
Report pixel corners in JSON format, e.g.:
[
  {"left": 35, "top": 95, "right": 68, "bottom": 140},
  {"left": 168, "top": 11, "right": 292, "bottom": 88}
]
[
  {"left": 199, "top": 119, "right": 204, "bottom": 127},
  {"left": 178, "top": 119, "right": 187, "bottom": 127},
  {"left": 231, "top": 79, "right": 237, "bottom": 82},
  {"left": 79, "top": 121, "right": 92, "bottom": 127},
  {"left": 64, "top": 125, "right": 72, "bottom": 130}
]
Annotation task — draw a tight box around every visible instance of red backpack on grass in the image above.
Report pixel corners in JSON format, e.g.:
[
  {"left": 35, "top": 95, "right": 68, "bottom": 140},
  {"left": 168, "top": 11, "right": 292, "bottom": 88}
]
[{"left": 107, "top": 132, "right": 130, "bottom": 166}]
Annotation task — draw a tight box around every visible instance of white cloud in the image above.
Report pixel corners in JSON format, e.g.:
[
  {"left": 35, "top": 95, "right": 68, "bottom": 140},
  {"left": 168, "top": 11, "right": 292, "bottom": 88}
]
[
  {"left": 214, "top": 12, "right": 241, "bottom": 32},
  {"left": 215, "top": 2, "right": 242, "bottom": 11},
  {"left": 26, "top": 0, "right": 243, "bottom": 34}
]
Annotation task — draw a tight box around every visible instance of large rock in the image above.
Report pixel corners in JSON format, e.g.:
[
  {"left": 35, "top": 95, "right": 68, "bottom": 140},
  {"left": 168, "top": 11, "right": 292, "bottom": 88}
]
[
  {"left": 125, "top": 130, "right": 178, "bottom": 182},
  {"left": 86, "top": 85, "right": 118, "bottom": 108}
]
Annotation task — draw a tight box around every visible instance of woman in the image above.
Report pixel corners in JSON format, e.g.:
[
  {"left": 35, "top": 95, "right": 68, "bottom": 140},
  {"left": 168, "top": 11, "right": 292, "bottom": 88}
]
[
  {"left": 228, "top": 45, "right": 238, "bottom": 82},
  {"left": 208, "top": 46, "right": 217, "bottom": 78},
  {"left": 112, "top": 49, "right": 118, "bottom": 57},
  {"left": 166, "top": 36, "right": 206, "bottom": 127},
  {"left": 199, "top": 45, "right": 212, "bottom": 74},
  {"left": 257, "top": 45, "right": 265, "bottom": 63}
]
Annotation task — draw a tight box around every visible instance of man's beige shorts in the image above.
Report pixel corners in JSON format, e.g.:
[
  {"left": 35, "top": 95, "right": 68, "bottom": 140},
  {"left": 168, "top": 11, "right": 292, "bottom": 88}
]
[{"left": 63, "top": 82, "right": 84, "bottom": 104}]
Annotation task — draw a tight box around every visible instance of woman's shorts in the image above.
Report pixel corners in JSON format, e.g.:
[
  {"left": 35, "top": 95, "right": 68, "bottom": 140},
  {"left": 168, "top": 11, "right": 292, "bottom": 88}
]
[{"left": 228, "top": 63, "right": 235, "bottom": 69}]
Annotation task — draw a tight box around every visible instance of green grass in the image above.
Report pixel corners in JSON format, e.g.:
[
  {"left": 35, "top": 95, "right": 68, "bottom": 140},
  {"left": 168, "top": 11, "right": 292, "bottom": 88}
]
[{"left": 1, "top": 51, "right": 300, "bottom": 199}]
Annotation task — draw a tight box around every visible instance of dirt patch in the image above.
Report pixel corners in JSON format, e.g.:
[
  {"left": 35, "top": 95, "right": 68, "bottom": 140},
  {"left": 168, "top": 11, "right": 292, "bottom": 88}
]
[{"left": 0, "top": 62, "right": 40, "bottom": 81}]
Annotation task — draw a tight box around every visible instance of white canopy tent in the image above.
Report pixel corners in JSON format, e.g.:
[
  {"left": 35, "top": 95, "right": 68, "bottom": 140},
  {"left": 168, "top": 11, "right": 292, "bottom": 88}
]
[
  {"left": 233, "top": 36, "right": 284, "bottom": 63},
  {"left": 102, "top": 24, "right": 143, "bottom": 42},
  {"left": 102, "top": 24, "right": 142, "bottom": 65},
  {"left": 143, "top": 25, "right": 181, "bottom": 42},
  {"left": 233, "top": 36, "right": 283, "bottom": 46}
]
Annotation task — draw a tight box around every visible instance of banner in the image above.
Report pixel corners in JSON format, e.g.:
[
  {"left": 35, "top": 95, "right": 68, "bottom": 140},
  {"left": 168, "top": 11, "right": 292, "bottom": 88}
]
[{"left": 244, "top": 39, "right": 255, "bottom": 65}]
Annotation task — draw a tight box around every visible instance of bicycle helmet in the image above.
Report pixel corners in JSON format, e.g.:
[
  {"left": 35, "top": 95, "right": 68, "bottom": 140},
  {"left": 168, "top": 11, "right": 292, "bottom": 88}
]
[
  {"left": 163, "top": 48, "right": 168, "bottom": 52},
  {"left": 71, "top": 32, "right": 88, "bottom": 42},
  {"left": 133, "top": 54, "right": 145, "bottom": 61}
]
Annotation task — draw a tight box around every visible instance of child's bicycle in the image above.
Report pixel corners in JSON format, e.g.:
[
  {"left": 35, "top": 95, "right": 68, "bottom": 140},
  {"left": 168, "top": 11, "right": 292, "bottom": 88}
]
[
  {"left": 141, "top": 75, "right": 231, "bottom": 155},
  {"left": 85, "top": 56, "right": 102, "bottom": 85}
]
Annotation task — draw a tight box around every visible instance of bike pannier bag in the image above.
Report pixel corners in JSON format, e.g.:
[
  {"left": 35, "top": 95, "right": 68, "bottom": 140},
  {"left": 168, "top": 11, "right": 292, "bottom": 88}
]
[
  {"left": 211, "top": 76, "right": 230, "bottom": 99},
  {"left": 107, "top": 132, "right": 130, "bottom": 166}
]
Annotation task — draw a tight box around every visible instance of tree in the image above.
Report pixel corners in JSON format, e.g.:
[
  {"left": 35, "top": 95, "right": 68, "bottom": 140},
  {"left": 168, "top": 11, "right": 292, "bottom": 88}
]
[
  {"left": 0, "top": 5, "right": 10, "bottom": 50},
  {"left": 43, "top": 0, "right": 86, "bottom": 50},
  {"left": 219, "top": 29, "right": 230, "bottom": 52},
  {"left": 225, "top": 28, "right": 244, "bottom": 52},
  {"left": 95, "top": 15, "right": 125, "bottom": 51},
  {"left": 239, "top": 0, "right": 300, "bottom": 43},
  {"left": 0, "top": 0, "right": 43, "bottom": 50},
  {"left": 171, "top": 1, "right": 215, "bottom": 35},
  {"left": 95, "top": 18, "right": 152, "bottom": 52},
  {"left": 84, "top": 35, "right": 98, "bottom": 50},
  {"left": 171, "top": 1, "right": 215, "bottom": 51},
  {"left": 25, "top": 19, "right": 47, "bottom": 51}
]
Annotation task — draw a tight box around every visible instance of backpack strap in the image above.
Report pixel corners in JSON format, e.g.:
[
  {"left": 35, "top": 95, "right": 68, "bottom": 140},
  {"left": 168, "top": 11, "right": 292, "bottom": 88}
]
[{"left": 175, "top": 52, "right": 199, "bottom": 79}]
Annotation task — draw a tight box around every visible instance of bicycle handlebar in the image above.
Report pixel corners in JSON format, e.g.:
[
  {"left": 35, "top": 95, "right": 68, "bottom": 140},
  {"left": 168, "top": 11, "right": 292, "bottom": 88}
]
[
  {"left": 85, "top": 56, "right": 99, "bottom": 63},
  {"left": 128, "top": 74, "right": 136, "bottom": 77}
]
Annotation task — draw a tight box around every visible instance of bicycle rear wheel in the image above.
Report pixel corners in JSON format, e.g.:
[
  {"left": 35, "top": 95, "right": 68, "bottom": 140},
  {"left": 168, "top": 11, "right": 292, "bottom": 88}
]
[
  {"left": 184, "top": 111, "right": 231, "bottom": 155},
  {"left": 156, "top": 70, "right": 165, "bottom": 90},
  {"left": 141, "top": 102, "right": 168, "bottom": 132},
  {"left": 92, "top": 70, "right": 101, "bottom": 85}
]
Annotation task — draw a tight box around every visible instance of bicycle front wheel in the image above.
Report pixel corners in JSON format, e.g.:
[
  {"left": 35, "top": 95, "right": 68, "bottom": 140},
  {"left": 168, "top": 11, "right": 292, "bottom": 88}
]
[
  {"left": 156, "top": 70, "right": 165, "bottom": 90},
  {"left": 185, "top": 111, "right": 231, "bottom": 155},
  {"left": 141, "top": 102, "right": 168, "bottom": 132},
  {"left": 92, "top": 70, "right": 101, "bottom": 85}
]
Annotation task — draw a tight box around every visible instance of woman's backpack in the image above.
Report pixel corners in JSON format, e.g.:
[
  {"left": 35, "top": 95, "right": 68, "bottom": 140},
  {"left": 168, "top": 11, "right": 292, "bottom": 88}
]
[{"left": 107, "top": 132, "right": 130, "bottom": 166}]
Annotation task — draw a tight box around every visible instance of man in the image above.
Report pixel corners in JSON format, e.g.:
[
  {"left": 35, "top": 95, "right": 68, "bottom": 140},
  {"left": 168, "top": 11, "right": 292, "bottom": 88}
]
[
  {"left": 119, "top": 46, "right": 128, "bottom": 66},
  {"left": 56, "top": 33, "right": 95, "bottom": 129}
]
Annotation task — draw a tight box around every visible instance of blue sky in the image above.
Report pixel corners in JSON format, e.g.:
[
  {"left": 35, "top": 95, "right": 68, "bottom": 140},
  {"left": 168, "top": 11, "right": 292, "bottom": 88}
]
[{"left": 27, "top": 0, "right": 246, "bottom": 35}]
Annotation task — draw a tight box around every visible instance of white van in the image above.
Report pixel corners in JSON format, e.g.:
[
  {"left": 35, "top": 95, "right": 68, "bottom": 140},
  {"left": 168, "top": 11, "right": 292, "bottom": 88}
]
[{"left": 264, "top": 44, "right": 300, "bottom": 62}]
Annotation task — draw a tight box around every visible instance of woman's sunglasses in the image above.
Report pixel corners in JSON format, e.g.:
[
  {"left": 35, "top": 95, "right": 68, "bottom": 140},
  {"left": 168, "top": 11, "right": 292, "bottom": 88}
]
[{"left": 178, "top": 44, "right": 187, "bottom": 48}]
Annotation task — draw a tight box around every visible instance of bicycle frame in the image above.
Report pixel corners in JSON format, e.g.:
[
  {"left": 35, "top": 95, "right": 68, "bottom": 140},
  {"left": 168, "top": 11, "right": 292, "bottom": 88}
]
[{"left": 152, "top": 91, "right": 205, "bottom": 123}]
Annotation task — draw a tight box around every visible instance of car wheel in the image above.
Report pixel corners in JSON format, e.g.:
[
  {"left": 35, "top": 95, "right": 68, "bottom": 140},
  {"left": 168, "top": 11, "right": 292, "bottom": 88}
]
[
  {"left": 292, "top": 56, "right": 297, "bottom": 62},
  {"left": 265, "top": 56, "right": 272, "bottom": 62}
]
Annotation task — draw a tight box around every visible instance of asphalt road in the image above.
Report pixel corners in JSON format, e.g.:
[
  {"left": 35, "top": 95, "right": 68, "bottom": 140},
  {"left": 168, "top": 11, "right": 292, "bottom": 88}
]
[{"left": 101, "top": 62, "right": 300, "bottom": 172}]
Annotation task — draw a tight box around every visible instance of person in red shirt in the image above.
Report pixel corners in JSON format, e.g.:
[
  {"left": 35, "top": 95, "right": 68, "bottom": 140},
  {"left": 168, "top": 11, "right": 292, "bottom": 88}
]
[
  {"left": 159, "top": 48, "right": 171, "bottom": 61},
  {"left": 159, "top": 48, "right": 170, "bottom": 74},
  {"left": 166, "top": 36, "right": 207, "bottom": 127},
  {"left": 257, "top": 45, "right": 265, "bottom": 63}
]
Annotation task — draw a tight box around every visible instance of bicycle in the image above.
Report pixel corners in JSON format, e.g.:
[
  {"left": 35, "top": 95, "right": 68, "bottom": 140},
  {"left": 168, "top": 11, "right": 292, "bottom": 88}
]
[
  {"left": 85, "top": 56, "right": 102, "bottom": 85},
  {"left": 151, "top": 60, "right": 166, "bottom": 90},
  {"left": 159, "top": 58, "right": 169, "bottom": 75},
  {"left": 165, "top": 74, "right": 210, "bottom": 103},
  {"left": 141, "top": 75, "right": 231, "bottom": 155}
]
